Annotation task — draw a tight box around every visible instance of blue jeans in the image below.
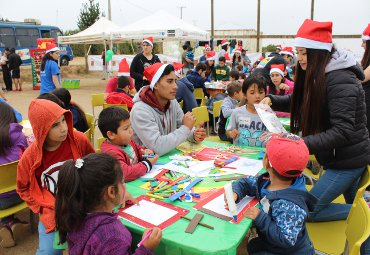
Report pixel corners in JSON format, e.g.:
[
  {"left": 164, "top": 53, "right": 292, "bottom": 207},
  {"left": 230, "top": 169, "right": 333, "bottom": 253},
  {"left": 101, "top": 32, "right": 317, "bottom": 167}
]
[
  {"left": 309, "top": 166, "right": 370, "bottom": 255},
  {"left": 37, "top": 221, "right": 62, "bottom": 255}
]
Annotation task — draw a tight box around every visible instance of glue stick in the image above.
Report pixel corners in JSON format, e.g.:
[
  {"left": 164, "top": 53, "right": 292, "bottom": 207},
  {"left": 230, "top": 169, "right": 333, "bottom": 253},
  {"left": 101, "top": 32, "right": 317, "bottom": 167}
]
[{"left": 224, "top": 182, "right": 237, "bottom": 222}]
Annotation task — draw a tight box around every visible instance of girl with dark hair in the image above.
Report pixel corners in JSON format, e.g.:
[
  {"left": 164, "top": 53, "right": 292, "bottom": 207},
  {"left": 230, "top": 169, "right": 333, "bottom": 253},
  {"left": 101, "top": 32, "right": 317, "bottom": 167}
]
[
  {"left": 131, "top": 63, "right": 207, "bottom": 155},
  {"left": 261, "top": 20, "right": 370, "bottom": 252},
  {"left": 361, "top": 23, "right": 370, "bottom": 137},
  {"left": 232, "top": 47, "right": 243, "bottom": 70},
  {"left": 40, "top": 44, "right": 61, "bottom": 95},
  {"left": 51, "top": 88, "right": 89, "bottom": 132},
  {"left": 0, "top": 102, "right": 29, "bottom": 248},
  {"left": 55, "top": 153, "right": 161, "bottom": 254}
]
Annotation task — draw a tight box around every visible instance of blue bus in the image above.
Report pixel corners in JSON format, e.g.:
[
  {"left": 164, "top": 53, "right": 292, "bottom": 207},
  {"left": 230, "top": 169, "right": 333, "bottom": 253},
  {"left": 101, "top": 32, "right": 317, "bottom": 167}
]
[{"left": 0, "top": 21, "right": 74, "bottom": 65}]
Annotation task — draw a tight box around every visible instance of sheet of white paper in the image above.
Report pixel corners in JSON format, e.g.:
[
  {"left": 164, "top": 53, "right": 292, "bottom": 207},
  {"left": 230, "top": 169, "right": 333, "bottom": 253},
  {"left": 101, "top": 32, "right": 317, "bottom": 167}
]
[
  {"left": 221, "top": 158, "right": 263, "bottom": 176},
  {"left": 140, "top": 164, "right": 164, "bottom": 178},
  {"left": 254, "top": 104, "right": 287, "bottom": 133},
  {"left": 202, "top": 193, "right": 254, "bottom": 220},
  {"left": 122, "top": 200, "right": 178, "bottom": 226},
  {"left": 162, "top": 160, "right": 215, "bottom": 177}
]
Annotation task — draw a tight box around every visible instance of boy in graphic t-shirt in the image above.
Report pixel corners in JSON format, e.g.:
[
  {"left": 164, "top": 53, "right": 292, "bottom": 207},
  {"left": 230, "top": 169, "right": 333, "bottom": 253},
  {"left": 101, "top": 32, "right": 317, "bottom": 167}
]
[
  {"left": 227, "top": 75, "right": 267, "bottom": 147},
  {"left": 98, "top": 107, "right": 159, "bottom": 182}
]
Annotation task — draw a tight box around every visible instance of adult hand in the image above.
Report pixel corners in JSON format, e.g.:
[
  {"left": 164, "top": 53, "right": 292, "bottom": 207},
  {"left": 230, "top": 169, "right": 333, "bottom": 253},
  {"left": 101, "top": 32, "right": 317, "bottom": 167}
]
[
  {"left": 279, "top": 83, "right": 290, "bottom": 91},
  {"left": 260, "top": 97, "right": 272, "bottom": 106},
  {"left": 244, "top": 207, "right": 260, "bottom": 220},
  {"left": 228, "top": 129, "right": 239, "bottom": 139},
  {"left": 142, "top": 227, "right": 162, "bottom": 250},
  {"left": 194, "top": 122, "right": 207, "bottom": 142},
  {"left": 182, "top": 112, "right": 196, "bottom": 129}
]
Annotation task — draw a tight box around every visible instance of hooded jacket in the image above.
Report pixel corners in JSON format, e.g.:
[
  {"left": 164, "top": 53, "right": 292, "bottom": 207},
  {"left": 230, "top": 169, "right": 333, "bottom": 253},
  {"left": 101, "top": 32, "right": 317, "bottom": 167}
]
[
  {"left": 16, "top": 99, "right": 94, "bottom": 233},
  {"left": 233, "top": 173, "right": 317, "bottom": 255},
  {"left": 67, "top": 212, "right": 153, "bottom": 255},
  {"left": 269, "top": 48, "right": 370, "bottom": 169},
  {"left": 131, "top": 86, "right": 195, "bottom": 156},
  {"left": 101, "top": 140, "right": 151, "bottom": 182},
  {"left": 175, "top": 77, "right": 198, "bottom": 113}
]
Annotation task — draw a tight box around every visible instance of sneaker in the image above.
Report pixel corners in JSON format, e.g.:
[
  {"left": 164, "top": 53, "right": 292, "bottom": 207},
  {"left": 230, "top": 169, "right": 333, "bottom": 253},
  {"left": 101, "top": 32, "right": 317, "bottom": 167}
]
[
  {"left": 8, "top": 218, "right": 29, "bottom": 242},
  {"left": 0, "top": 226, "right": 15, "bottom": 248}
]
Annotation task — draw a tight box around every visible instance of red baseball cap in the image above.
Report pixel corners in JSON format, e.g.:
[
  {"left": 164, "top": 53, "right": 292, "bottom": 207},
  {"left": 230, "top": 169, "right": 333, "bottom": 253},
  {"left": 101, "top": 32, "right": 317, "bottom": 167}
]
[{"left": 266, "top": 136, "right": 309, "bottom": 177}]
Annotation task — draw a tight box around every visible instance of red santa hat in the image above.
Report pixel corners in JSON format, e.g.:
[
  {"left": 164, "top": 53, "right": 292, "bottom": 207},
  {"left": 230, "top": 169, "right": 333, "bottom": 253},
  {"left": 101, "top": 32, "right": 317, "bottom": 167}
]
[
  {"left": 45, "top": 43, "right": 60, "bottom": 54},
  {"left": 362, "top": 23, "right": 370, "bottom": 41},
  {"left": 270, "top": 64, "right": 285, "bottom": 77},
  {"left": 172, "top": 62, "right": 184, "bottom": 77},
  {"left": 221, "top": 39, "right": 230, "bottom": 46},
  {"left": 143, "top": 63, "right": 169, "bottom": 90},
  {"left": 206, "top": 51, "right": 216, "bottom": 61},
  {"left": 204, "top": 44, "right": 211, "bottom": 50},
  {"left": 294, "top": 19, "right": 333, "bottom": 52},
  {"left": 142, "top": 37, "right": 153, "bottom": 47},
  {"left": 280, "top": 47, "right": 294, "bottom": 57},
  {"left": 117, "top": 58, "right": 130, "bottom": 76},
  {"left": 276, "top": 45, "right": 282, "bottom": 50},
  {"left": 234, "top": 46, "right": 243, "bottom": 54},
  {"left": 224, "top": 52, "right": 231, "bottom": 63}
]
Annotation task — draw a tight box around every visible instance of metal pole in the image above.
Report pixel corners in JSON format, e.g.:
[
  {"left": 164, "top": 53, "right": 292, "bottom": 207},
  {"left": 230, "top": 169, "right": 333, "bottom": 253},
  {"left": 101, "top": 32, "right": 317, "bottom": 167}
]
[
  {"left": 310, "top": 0, "right": 315, "bottom": 20},
  {"left": 257, "top": 0, "right": 261, "bottom": 52},
  {"left": 108, "top": 0, "right": 112, "bottom": 20},
  {"left": 178, "top": 6, "right": 186, "bottom": 19},
  {"left": 211, "top": 0, "right": 214, "bottom": 47}
]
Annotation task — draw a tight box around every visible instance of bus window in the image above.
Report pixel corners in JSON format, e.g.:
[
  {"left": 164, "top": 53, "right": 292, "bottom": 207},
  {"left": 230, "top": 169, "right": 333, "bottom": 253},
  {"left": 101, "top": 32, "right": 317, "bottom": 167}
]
[
  {"left": 0, "top": 27, "right": 16, "bottom": 48},
  {"left": 51, "top": 29, "right": 59, "bottom": 42},
  {"left": 15, "top": 28, "right": 39, "bottom": 47},
  {"left": 41, "top": 30, "right": 51, "bottom": 38}
]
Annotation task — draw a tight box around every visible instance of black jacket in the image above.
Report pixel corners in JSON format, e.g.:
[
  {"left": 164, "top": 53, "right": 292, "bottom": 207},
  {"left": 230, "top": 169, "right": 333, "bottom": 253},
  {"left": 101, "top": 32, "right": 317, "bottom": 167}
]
[
  {"left": 8, "top": 53, "right": 22, "bottom": 70},
  {"left": 130, "top": 53, "right": 160, "bottom": 91},
  {"left": 269, "top": 49, "right": 370, "bottom": 169}
]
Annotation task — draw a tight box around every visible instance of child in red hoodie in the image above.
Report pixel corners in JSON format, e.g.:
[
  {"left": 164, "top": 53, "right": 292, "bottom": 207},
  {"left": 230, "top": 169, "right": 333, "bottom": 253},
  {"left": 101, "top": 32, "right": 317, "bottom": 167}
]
[
  {"left": 16, "top": 99, "right": 95, "bottom": 255},
  {"left": 98, "top": 106, "right": 159, "bottom": 182}
]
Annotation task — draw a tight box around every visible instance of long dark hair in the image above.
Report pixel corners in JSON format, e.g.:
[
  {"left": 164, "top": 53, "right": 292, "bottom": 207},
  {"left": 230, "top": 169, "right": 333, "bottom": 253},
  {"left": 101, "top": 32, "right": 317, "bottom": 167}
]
[
  {"left": 40, "top": 52, "right": 58, "bottom": 71},
  {"left": 55, "top": 153, "right": 123, "bottom": 244},
  {"left": 290, "top": 48, "right": 334, "bottom": 136},
  {"left": 205, "top": 60, "right": 214, "bottom": 78},
  {"left": 362, "top": 40, "right": 370, "bottom": 69},
  {"left": 232, "top": 54, "right": 241, "bottom": 66},
  {"left": 52, "top": 88, "right": 89, "bottom": 132},
  {"left": 269, "top": 76, "right": 286, "bottom": 95},
  {"left": 0, "top": 102, "right": 17, "bottom": 155}
]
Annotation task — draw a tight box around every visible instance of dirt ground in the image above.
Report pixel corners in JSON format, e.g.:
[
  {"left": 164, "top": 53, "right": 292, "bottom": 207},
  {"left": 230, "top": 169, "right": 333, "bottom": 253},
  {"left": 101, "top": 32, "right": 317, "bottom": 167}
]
[{"left": 0, "top": 58, "right": 248, "bottom": 255}]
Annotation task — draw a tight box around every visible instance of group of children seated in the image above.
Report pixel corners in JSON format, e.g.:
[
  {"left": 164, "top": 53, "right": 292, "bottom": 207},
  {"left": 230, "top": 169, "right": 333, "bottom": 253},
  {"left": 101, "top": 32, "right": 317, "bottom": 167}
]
[{"left": 0, "top": 43, "right": 316, "bottom": 255}]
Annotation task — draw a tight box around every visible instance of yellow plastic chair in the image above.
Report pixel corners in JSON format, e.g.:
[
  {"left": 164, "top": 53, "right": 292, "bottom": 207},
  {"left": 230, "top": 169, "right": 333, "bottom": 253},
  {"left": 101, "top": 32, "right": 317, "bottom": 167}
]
[
  {"left": 212, "top": 100, "right": 223, "bottom": 133},
  {"left": 103, "top": 103, "right": 128, "bottom": 111},
  {"left": 85, "top": 113, "right": 95, "bottom": 144},
  {"left": 192, "top": 106, "right": 210, "bottom": 135},
  {"left": 96, "top": 137, "right": 106, "bottom": 153},
  {"left": 91, "top": 93, "right": 105, "bottom": 116},
  {"left": 0, "top": 161, "right": 36, "bottom": 232},
  {"left": 193, "top": 88, "right": 206, "bottom": 106}
]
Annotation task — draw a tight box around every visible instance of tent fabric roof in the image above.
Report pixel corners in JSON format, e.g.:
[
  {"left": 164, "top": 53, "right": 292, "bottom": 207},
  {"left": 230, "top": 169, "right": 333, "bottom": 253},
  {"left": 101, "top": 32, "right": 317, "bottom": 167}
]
[
  {"left": 58, "top": 17, "right": 122, "bottom": 44},
  {"left": 111, "top": 10, "right": 209, "bottom": 41}
]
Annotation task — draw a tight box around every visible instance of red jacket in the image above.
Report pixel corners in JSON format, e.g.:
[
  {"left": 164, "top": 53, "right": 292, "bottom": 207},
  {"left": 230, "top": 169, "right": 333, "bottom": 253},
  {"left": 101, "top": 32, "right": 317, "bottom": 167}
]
[
  {"left": 106, "top": 91, "right": 134, "bottom": 110},
  {"left": 100, "top": 140, "right": 150, "bottom": 182},
  {"left": 16, "top": 99, "right": 94, "bottom": 233}
]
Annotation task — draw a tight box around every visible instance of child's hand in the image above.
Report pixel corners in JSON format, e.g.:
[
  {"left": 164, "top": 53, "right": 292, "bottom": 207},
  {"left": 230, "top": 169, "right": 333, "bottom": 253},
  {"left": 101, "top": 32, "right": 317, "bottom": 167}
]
[
  {"left": 279, "top": 83, "right": 290, "bottom": 91},
  {"left": 182, "top": 112, "right": 196, "bottom": 129},
  {"left": 228, "top": 129, "right": 239, "bottom": 139},
  {"left": 147, "top": 154, "right": 159, "bottom": 166},
  {"left": 194, "top": 122, "right": 207, "bottom": 142},
  {"left": 124, "top": 191, "right": 139, "bottom": 205},
  {"left": 142, "top": 227, "right": 162, "bottom": 250},
  {"left": 141, "top": 148, "right": 154, "bottom": 155},
  {"left": 244, "top": 207, "right": 260, "bottom": 220},
  {"left": 224, "top": 192, "right": 238, "bottom": 206}
]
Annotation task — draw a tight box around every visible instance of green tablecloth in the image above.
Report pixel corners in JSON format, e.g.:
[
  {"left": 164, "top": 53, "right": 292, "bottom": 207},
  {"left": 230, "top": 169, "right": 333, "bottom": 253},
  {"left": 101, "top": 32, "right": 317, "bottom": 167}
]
[
  {"left": 279, "top": 117, "right": 291, "bottom": 132},
  {"left": 123, "top": 141, "right": 263, "bottom": 255}
]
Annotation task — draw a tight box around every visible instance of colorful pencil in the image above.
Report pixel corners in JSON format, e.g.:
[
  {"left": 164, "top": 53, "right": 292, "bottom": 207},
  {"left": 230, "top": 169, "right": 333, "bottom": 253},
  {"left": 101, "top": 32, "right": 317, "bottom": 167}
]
[{"left": 137, "top": 229, "right": 153, "bottom": 247}]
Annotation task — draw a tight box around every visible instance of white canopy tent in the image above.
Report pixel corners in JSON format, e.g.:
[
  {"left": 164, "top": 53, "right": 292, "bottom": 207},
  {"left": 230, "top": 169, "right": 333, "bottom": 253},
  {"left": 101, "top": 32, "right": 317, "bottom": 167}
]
[
  {"left": 111, "top": 10, "right": 209, "bottom": 42},
  {"left": 58, "top": 17, "right": 121, "bottom": 44}
]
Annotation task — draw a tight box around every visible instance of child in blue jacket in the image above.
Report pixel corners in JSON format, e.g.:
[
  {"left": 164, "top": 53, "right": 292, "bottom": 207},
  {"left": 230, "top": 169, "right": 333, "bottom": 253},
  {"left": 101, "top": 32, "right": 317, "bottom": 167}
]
[{"left": 230, "top": 134, "right": 317, "bottom": 255}]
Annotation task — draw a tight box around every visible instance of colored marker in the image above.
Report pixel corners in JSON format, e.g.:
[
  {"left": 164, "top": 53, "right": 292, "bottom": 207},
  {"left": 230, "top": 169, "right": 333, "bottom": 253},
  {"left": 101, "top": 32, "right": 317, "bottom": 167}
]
[
  {"left": 137, "top": 229, "right": 153, "bottom": 247},
  {"left": 178, "top": 162, "right": 188, "bottom": 168},
  {"left": 224, "top": 183, "right": 238, "bottom": 222},
  {"left": 146, "top": 193, "right": 165, "bottom": 200}
]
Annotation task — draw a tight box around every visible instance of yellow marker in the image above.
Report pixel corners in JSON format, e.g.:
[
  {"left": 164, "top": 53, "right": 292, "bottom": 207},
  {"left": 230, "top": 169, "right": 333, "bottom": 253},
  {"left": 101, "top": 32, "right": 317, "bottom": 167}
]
[
  {"left": 152, "top": 181, "right": 165, "bottom": 192},
  {"left": 146, "top": 193, "right": 165, "bottom": 200}
]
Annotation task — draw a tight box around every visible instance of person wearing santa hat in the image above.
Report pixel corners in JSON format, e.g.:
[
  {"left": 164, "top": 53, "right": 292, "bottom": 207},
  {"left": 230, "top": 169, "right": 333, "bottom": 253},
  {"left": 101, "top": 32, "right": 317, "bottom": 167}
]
[
  {"left": 130, "top": 37, "right": 161, "bottom": 91},
  {"left": 205, "top": 51, "right": 216, "bottom": 80},
  {"left": 130, "top": 63, "right": 206, "bottom": 155},
  {"left": 268, "top": 44, "right": 283, "bottom": 57},
  {"left": 215, "top": 39, "right": 230, "bottom": 66},
  {"left": 105, "top": 58, "right": 136, "bottom": 94},
  {"left": 361, "top": 23, "right": 370, "bottom": 137},
  {"left": 280, "top": 46, "right": 294, "bottom": 65},
  {"left": 199, "top": 44, "right": 211, "bottom": 64},
  {"left": 232, "top": 46, "right": 243, "bottom": 70},
  {"left": 261, "top": 20, "right": 370, "bottom": 250},
  {"left": 40, "top": 43, "right": 61, "bottom": 95}
]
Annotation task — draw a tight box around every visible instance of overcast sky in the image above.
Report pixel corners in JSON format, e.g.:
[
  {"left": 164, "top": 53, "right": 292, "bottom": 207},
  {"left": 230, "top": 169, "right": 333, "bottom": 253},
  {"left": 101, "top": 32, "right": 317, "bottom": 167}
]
[{"left": 2, "top": 0, "right": 369, "bottom": 54}]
